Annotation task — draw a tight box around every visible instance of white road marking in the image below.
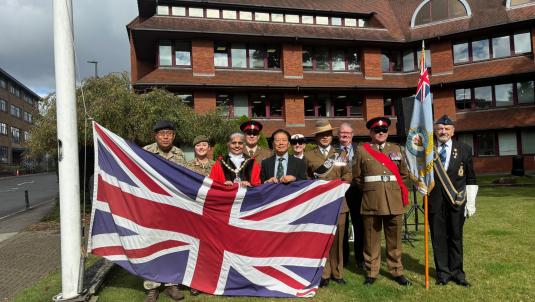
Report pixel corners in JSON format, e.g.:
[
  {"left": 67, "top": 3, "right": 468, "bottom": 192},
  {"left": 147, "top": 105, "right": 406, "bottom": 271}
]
[{"left": 17, "top": 181, "right": 35, "bottom": 186}]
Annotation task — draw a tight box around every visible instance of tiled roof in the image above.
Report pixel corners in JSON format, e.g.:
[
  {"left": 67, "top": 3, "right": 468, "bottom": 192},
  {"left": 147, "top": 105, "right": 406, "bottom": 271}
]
[{"left": 134, "top": 0, "right": 535, "bottom": 42}]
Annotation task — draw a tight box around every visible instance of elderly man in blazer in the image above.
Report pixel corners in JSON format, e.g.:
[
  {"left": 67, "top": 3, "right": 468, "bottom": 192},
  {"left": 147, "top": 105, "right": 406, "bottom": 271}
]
[
  {"left": 304, "top": 120, "right": 352, "bottom": 287},
  {"left": 353, "top": 116, "right": 411, "bottom": 286},
  {"left": 261, "top": 129, "right": 307, "bottom": 183},
  {"left": 429, "top": 115, "right": 477, "bottom": 287}
]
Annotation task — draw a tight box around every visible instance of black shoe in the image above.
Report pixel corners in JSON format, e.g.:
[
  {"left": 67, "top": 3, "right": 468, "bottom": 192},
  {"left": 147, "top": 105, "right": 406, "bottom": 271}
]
[
  {"left": 435, "top": 277, "right": 449, "bottom": 285},
  {"left": 363, "top": 277, "right": 376, "bottom": 285},
  {"left": 454, "top": 279, "right": 470, "bottom": 287},
  {"left": 331, "top": 278, "right": 346, "bottom": 285},
  {"left": 394, "top": 275, "right": 412, "bottom": 286},
  {"left": 319, "top": 278, "right": 330, "bottom": 287}
]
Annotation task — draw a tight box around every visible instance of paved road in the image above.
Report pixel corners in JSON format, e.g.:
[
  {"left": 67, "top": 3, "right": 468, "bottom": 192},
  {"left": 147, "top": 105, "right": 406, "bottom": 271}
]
[{"left": 0, "top": 173, "right": 58, "bottom": 218}]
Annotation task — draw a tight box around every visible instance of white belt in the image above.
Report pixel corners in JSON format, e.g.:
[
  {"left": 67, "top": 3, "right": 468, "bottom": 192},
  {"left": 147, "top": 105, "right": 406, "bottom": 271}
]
[{"left": 364, "top": 175, "right": 397, "bottom": 182}]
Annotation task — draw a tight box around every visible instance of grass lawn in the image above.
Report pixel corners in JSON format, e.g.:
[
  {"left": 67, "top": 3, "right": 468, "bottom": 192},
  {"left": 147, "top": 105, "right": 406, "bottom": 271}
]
[{"left": 13, "top": 186, "right": 535, "bottom": 302}]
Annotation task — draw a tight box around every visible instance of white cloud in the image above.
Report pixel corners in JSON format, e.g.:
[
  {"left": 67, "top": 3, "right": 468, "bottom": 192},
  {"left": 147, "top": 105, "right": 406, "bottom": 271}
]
[{"left": 0, "top": 0, "right": 137, "bottom": 96}]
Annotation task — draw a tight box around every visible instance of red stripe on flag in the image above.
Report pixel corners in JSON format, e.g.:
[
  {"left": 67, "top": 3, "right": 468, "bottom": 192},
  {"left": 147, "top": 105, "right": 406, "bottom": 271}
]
[
  {"left": 94, "top": 123, "right": 170, "bottom": 196},
  {"left": 93, "top": 240, "right": 188, "bottom": 259},
  {"left": 241, "top": 180, "right": 343, "bottom": 221},
  {"left": 297, "top": 288, "right": 317, "bottom": 297},
  {"left": 254, "top": 266, "right": 306, "bottom": 289}
]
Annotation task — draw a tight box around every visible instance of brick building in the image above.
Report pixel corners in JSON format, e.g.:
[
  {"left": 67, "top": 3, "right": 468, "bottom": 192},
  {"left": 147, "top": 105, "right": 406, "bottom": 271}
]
[
  {"left": 128, "top": 0, "right": 535, "bottom": 173},
  {"left": 0, "top": 68, "right": 40, "bottom": 168}
]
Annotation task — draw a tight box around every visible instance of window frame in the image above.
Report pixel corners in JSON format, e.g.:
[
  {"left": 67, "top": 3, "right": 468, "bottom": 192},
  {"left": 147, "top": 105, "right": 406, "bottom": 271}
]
[
  {"left": 213, "top": 42, "right": 281, "bottom": 70},
  {"left": 455, "top": 80, "right": 535, "bottom": 111},
  {"left": 248, "top": 93, "right": 284, "bottom": 118},
  {"left": 302, "top": 46, "right": 361, "bottom": 72},
  {"left": 411, "top": 0, "right": 472, "bottom": 27},
  {"left": 158, "top": 40, "right": 192, "bottom": 67}
]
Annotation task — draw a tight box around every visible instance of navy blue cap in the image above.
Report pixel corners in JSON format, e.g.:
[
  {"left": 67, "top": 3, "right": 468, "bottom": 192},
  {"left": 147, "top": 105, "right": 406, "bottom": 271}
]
[
  {"left": 152, "top": 120, "right": 175, "bottom": 132},
  {"left": 434, "top": 115, "right": 455, "bottom": 126}
]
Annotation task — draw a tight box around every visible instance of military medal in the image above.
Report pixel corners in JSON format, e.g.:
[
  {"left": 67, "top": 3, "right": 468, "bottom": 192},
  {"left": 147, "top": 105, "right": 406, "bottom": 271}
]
[{"left": 458, "top": 164, "right": 464, "bottom": 176}]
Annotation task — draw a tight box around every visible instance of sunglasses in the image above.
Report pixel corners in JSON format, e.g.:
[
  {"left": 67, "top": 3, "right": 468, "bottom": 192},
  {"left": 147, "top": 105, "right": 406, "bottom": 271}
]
[
  {"left": 372, "top": 126, "right": 388, "bottom": 134},
  {"left": 290, "top": 139, "right": 306, "bottom": 145},
  {"left": 245, "top": 131, "right": 259, "bottom": 136}
]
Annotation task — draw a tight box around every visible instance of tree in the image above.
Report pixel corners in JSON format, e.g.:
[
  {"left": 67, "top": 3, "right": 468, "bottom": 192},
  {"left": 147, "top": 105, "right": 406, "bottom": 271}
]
[{"left": 27, "top": 72, "right": 238, "bottom": 157}]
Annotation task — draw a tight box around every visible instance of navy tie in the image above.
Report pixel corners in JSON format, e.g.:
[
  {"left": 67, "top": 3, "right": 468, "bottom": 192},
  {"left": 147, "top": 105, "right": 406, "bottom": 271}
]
[
  {"left": 276, "top": 158, "right": 284, "bottom": 179},
  {"left": 439, "top": 144, "right": 447, "bottom": 166}
]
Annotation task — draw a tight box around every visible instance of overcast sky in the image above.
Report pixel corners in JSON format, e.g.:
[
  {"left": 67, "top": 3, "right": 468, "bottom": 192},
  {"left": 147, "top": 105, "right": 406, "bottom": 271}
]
[{"left": 0, "top": 0, "right": 138, "bottom": 97}]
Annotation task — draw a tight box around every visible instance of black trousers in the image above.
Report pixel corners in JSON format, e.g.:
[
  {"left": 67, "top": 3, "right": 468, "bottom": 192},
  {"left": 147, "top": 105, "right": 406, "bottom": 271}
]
[
  {"left": 428, "top": 200, "right": 466, "bottom": 281},
  {"left": 343, "top": 185, "right": 364, "bottom": 266}
]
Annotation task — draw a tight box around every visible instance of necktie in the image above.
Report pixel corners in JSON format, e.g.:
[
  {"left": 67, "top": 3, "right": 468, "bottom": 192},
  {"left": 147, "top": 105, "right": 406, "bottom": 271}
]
[
  {"left": 322, "top": 148, "right": 328, "bottom": 158},
  {"left": 276, "top": 158, "right": 284, "bottom": 179},
  {"left": 249, "top": 149, "right": 254, "bottom": 157},
  {"left": 439, "top": 144, "right": 447, "bottom": 166}
]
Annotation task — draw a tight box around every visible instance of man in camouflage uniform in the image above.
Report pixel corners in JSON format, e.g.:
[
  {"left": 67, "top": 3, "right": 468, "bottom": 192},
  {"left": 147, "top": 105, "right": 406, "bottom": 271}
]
[
  {"left": 142, "top": 120, "right": 185, "bottom": 301},
  {"left": 186, "top": 135, "right": 215, "bottom": 177}
]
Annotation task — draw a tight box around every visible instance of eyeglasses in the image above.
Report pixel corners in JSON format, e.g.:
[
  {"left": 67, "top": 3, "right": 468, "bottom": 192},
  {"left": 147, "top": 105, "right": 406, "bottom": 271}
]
[
  {"left": 290, "top": 139, "right": 306, "bottom": 145},
  {"left": 245, "top": 131, "right": 259, "bottom": 136},
  {"left": 372, "top": 127, "right": 388, "bottom": 134}
]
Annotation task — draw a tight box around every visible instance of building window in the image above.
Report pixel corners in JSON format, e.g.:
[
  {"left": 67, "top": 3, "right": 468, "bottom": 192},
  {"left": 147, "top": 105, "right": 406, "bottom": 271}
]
[
  {"left": 214, "top": 43, "right": 280, "bottom": 69},
  {"left": 508, "top": 0, "right": 535, "bottom": 8},
  {"left": 216, "top": 94, "right": 233, "bottom": 117},
  {"left": 521, "top": 130, "right": 535, "bottom": 154},
  {"left": 498, "top": 131, "right": 518, "bottom": 155},
  {"left": 0, "top": 146, "right": 8, "bottom": 163},
  {"left": 156, "top": 5, "right": 169, "bottom": 15},
  {"left": 303, "top": 47, "right": 360, "bottom": 72},
  {"left": 239, "top": 11, "right": 252, "bottom": 20},
  {"left": 301, "top": 15, "right": 314, "bottom": 24},
  {"left": 271, "top": 13, "right": 283, "bottom": 22},
  {"left": 175, "top": 41, "right": 191, "bottom": 66},
  {"left": 412, "top": 0, "right": 469, "bottom": 26},
  {"left": 513, "top": 31, "right": 532, "bottom": 54},
  {"left": 0, "top": 98, "right": 6, "bottom": 112},
  {"left": 254, "top": 12, "right": 270, "bottom": 21},
  {"left": 24, "top": 131, "right": 30, "bottom": 142},
  {"left": 345, "top": 18, "right": 357, "bottom": 27},
  {"left": 457, "top": 133, "right": 474, "bottom": 155},
  {"left": 249, "top": 94, "right": 283, "bottom": 118},
  {"left": 453, "top": 31, "right": 531, "bottom": 64},
  {"left": 171, "top": 6, "right": 186, "bottom": 16},
  {"left": 316, "top": 16, "right": 329, "bottom": 25},
  {"left": 476, "top": 133, "right": 496, "bottom": 156},
  {"left": 206, "top": 8, "right": 219, "bottom": 18},
  {"left": 331, "top": 17, "right": 342, "bottom": 26},
  {"left": 0, "top": 78, "right": 6, "bottom": 89},
  {"left": 214, "top": 43, "right": 229, "bottom": 67},
  {"left": 383, "top": 97, "right": 396, "bottom": 116},
  {"left": 222, "top": 10, "right": 237, "bottom": 19},
  {"left": 11, "top": 127, "right": 20, "bottom": 144},
  {"left": 333, "top": 94, "right": 363, "bottom": 117},
  {"left": 0, "top": 122, "right": 7, "bottom": 135},
  {"left": 382, "top": 50, "right": 402, "bottom": 72},
  {"left": 10, "top": 105, "right": 22, "bottom": 118},
  {"left": 285, "top": 14, "right": 299, "bottom": 23},
  {"left": 159, "top": 41, "right": 172, "bottom": 66},
  {"left": 231, "top": 43, "right": 247, "bottom": 68},
  {"left": 176, "top": 94, "right": 193, "bottom": 107},
  {"left": 24, "top": 112, "right": 33, "bottom": 124},
  {"left": 456, "top": 80, "right": 534, "bottom": 111},
  {"left": 188, "top": 7, "right": 204, "bottom": 18}
]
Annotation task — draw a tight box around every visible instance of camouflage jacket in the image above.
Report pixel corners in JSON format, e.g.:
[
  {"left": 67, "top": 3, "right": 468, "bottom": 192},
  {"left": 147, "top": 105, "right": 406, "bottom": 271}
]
[
  {"left": 143, "top": 143, "right": 186, "bottom": 166},
  {"left": 186, "top": 158, "right": 216, "bottom": 176}
]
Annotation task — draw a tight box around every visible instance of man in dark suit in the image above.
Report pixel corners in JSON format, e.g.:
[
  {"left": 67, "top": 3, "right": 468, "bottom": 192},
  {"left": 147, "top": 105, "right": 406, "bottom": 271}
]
[
  {"left": 336, "top": 123, "right": 365, "bottom": 270},
  {"left": 261, "top": 129, "right": 306, "bottom": 183},
  {"left": 429, "top": 115, "right": 478, "bottom": 287}
]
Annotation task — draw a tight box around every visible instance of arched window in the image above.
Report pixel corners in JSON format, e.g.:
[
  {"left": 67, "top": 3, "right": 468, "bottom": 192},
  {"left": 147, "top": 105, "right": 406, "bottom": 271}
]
[{"left": 411, "top": 0, "right": 471, "bottom": 27}]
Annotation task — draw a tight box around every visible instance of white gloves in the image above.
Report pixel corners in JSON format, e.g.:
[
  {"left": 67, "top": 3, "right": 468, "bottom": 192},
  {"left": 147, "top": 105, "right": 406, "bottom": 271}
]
[{"left": 464, "top": 185, "right": 478, "bottom": 218}]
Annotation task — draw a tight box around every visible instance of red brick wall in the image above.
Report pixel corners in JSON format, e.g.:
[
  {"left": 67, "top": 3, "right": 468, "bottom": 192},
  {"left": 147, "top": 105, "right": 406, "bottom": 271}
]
[
  {"left": 433, "top": 88, "right": 456, "bottom": 121},
  {"left": 455, "top": 107, "right": 535, "bottom": 132},
  {"left": 284, "top": 93, "right": 305, "bottom": 126},
  {"left": 193, "top": 91, "right": 216, "bottom": 114},
  {"left": 532, "top": 25, "right": 535, "bottom": 58},
  {"left": 363, "top": 94, "right": 384, "bottom": 120},
  {"left": 430, "top": 40, "right": 453, "bottom": 75},
  {"left": 362, "top": 48, "right": 382, "bottom": 79},
  {"left": 474, "top": 155, "right": 535, "bottom": 174},
  {"left": 192, "top": 40, "right": 214, "bottom": 76},
  {"left": 282, "top": 43, "right": 303, "bottom": 79}
]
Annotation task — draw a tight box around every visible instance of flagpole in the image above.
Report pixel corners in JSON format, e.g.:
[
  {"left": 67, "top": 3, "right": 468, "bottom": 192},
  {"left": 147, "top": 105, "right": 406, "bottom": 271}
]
[
  {"left": 424, "top": 194, "right": 429, "bottom": 289},
  {"left": 53, "top": 0, "right": 82, "bottom": 299}
]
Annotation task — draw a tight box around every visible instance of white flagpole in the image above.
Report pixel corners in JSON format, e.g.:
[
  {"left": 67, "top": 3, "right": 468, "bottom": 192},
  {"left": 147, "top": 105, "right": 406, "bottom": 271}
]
[{"left": 53, "top": 0, "right": 82, "bottom": 299}]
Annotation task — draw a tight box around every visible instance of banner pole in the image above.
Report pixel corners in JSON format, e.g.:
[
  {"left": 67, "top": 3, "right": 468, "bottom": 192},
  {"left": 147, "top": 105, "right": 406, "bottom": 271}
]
[{"left": 424, "top": 193, "right": 429, "bottom": 289}]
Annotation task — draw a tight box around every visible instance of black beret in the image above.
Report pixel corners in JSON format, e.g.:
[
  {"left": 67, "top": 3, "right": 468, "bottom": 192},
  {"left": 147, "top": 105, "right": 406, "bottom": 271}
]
[
  {"left": 152, "top": 120, "right": 175, "bottom": 132},
  {"left": 434, "top": 115, "right": 455, "bottom": 126},
  {"left": 366, "top": 116, "right": 391, "bottom": 129},
  {"left": 240, "top": 120, "right": 263, "bottom": 132}
]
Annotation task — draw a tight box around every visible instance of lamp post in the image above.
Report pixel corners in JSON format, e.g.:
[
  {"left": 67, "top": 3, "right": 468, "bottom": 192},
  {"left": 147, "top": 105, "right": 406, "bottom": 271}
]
[{"left": 87, "top": 60, "right": 98, "bottom": 78}]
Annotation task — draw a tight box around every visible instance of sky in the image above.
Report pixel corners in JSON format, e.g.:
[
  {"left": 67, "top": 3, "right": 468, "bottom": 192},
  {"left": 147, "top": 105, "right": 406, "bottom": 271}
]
[{"left": 0, "top": 0, "right": 138, "bottom": 97}]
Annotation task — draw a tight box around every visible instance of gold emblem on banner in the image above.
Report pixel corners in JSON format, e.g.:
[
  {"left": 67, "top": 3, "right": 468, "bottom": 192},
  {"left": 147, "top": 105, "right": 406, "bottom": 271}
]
[{"left": 458, "top": 165, "right": 464, "bottom": 176}]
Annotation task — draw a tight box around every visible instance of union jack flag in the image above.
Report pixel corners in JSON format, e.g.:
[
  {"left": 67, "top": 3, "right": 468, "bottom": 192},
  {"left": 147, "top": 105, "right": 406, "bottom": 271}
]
[{"left": 88, "top": 122, "right": 349, "bottom": 297}]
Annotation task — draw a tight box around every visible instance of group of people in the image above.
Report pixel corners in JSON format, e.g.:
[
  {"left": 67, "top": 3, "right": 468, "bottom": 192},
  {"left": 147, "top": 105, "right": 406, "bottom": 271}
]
[{"left": 140, "top": 115, "right": 477, "bottom": 301}]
